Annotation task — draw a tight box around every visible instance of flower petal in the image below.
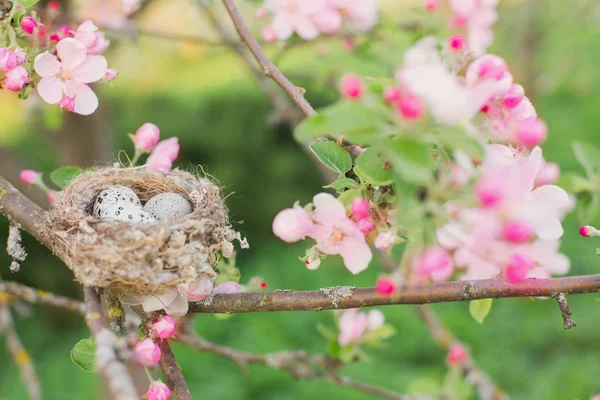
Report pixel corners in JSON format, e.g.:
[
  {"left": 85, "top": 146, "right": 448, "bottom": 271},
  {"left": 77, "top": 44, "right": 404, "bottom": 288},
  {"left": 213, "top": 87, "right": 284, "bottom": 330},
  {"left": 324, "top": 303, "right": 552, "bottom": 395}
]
[
  {"left": 64, "top": 81, "right": 99, "bottom": 115},
  {"left": 73, "top": 55, "right": 108, "bottom": 83},
  {"left": 34, "top": 52, "right": 61, "bottom": 77},
  {"left": 36, "top": 77, "right": 64, "bottom": 104},
  {"left": 141, "top": 290, "right": 178, "bottom": 312},
  {"left": 164, "top": 294, "right": 189, "bottom": 316},
  {"left": 57, "top": 38, "right": 88, "bottom": 69},
  {"left": 293, "top": 15, "right": 319, "bottom": 40},
  {"left": 312, "top": 193, "right": 347, "bottom": 224},
  {"left": 339, "top": 235, "right": 372, "bottom": 274},
  {"left": 272, "top": 12, "right": 294, "bottom": 40}
]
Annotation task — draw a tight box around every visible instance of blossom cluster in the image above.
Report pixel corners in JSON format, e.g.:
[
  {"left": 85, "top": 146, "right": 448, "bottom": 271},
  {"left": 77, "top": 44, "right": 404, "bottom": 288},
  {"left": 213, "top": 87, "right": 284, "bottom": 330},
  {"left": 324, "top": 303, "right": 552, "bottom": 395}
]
[
  {"left": 0, "top": 47, "right": 29, "bottom": 92},
  {"left": 259, "top": 0, "right": 378, "bottom": 42}
]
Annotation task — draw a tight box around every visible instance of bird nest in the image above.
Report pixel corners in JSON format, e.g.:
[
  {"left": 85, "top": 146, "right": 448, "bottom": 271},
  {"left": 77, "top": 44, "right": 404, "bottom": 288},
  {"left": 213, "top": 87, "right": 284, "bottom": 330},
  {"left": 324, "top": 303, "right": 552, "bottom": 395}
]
[{"left": 44, "top": 167, "right": 242, "bottom": 297}]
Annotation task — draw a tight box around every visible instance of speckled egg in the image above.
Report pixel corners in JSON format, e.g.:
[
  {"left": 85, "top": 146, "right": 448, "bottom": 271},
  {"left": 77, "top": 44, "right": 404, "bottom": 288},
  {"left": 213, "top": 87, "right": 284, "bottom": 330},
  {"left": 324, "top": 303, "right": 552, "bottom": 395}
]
[
  {"left": 99, "top": 202, "right": 156, "bottom": 224},
  {"left": 143, "top": 192, "right": 193, "bottom": 221},
  {"left": 93, "top": 185, "right": 141, "bottom": 218}
]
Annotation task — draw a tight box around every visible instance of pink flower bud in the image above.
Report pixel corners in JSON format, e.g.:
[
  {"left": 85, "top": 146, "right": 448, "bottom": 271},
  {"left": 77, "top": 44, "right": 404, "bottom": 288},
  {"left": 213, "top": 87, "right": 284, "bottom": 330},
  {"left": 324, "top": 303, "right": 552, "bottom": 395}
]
[
  {"left": 152, "top": 138, "right": 179, "bottom": 162},
  {"left": 59, "top": 96, "right": 75, "bottom": 112},
  {"left": 19, "top": 170, "right": 39, "bottom": 185},
  {"left": 152, "top": 316, "right": 177, "bottom": 339},
  {"left": 135, "top": 123, "right": 160, "bottom": 151},
  {"left": 214, "top": 282, "right": 242, "bottom": 294},
  {"left": 374, "top": 231, "right": 396, "bottom": 250},
  {"left": 48, "top": 1, "right": 60, "bottom": 13},
  {"left": 502, "top": 220, "right": 533, "bottom": 244},
  {"left": 147, "top": 381, "right": 172, "bottom": 400},
  {"left": 272, "top": 206, "right": 314, "bottom": 243},
  {"left": 147, "top": 155, "right": 172, "bottom": 173},
  {"left": 534, "top": 162, "right": 559, "bottom": 186},
  {"left": 351, "top": 198, "right": 370, "bottom": 219},
  {"left": 579, "top": 225, "right": 599, "bottom": 238},
  {"left": 343, "top": 37, "right": 356, "bottom": 51},
  {"left": 515, "top": 118, "right": 547, "bottom": 147},
  {"left": 357, "top": 218, "right": 374, "bottom": 234},
  {"left": 135, "top": 338, "right": 161, "bottom": 367},
  {"left": 476, "top": 55, "right": 508, "bottom": 80},
  {"left": 396, "top": 95, "right": 423, "bottom": 120},
  {"left": 256, "top": 8, "right": 268, "bottom": 19},
  {"left": 475, "top": 175, "right": 503, "bottom": 208},
  {"left": 0, "top": 48, "right": 17, "bottom": 71},
  {"left": 14, "top": 48, "right": 27, "bottom": 65},
  {"left": 425, "top": 0, "right": 438, "bottom": 11},
  {"left": 375, "top": 277, "right": 396, "bottom": 296},
  {"left": 340, "top": 74, "right": 363, "bottom": 100},
  {"left": 383, "top": 86, "right": 401, "bottom": 103},
  {"left": 21, "top": 17, "right": 38, "bottom": 34},
  {"left": 5, "top": 66, "right": 29, "bottom": 92},
  {"left": 58, "top": 25, "right": 73, "bottom": 37},
  {"left": 104, "top": 68, "right": 118, "bottom": 81},
  {"left": 505, "top": 254, "right": 534, "bottom": 283},
  {"left": 447, "top": 343, "right": 468, "bottom": 366},
  {"left": 47, "top": 190, "right": 58, "bottom": 204},
  {"left": 448, "top": 35, "right": 466, "bottom": 51},
  {"left": 186, "top": 274, "right": 214, "bottom": 301},
  {"left": 49, "top": 33, "right": 61, "bottom": 42},
  {"left": 261, "top": 25, "right": 277, "bottom": 43}
]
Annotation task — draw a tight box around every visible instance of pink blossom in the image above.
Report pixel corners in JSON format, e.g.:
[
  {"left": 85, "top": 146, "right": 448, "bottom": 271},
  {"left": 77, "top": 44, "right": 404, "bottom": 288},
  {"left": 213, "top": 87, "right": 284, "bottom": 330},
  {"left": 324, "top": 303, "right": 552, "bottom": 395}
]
[
  {"left": 0, "top": 48, "right": 17, "bottom": 71},
  {"left": 58, "top": 25, "right": 73, "bottom": 37},
  {"left": 134, "top": 123, "right": 160, "bottom": 151},
  {"left": 447, "top": 343, "right": 468, "bottom": 366},
  {"left": 534, "top": 162, "right": 559, "bottom": 187},
  {"left": 14, "top": 48, "right": 27, "bottom": 65},
  {"left": 396, "top": 95, "right": 423, "bottom": 120},
  {"left": 272, "top": 206, "right": 314, "bottom": 243},
  {"left": 19, "top": 170, "right": 39, "bottom": 185},
  {"left": 366, "top": 309, "right": 384, "bottom": 330},
  {"left": 47, "top": 190, "right": 58, "bottom": 204},
  {"left": 313, "top": 6, "right": 342, "bottom": 34},
  {"left": 343, "top": 37, "right": 356, "bottom": 51},
  {"left": 340, "top": 74, "right": 363, "bottom": 99},
  {"left": 74, "top": 20, "right": 110, "bottom": 55},
  {"left": 152, "top": 316, "right": 177, "bottom": 339},
  {"left": 502, "top": 220, "right": 533, "bottom": 244},
  {"left": 449, "top": 0, "right": 499, "bottom": 55},
  {"left": 383, "top": 86, "right": 401, "bottom": 103},
  {"left": 59, "top": 96, "right": 75, "bottom": 112},
  {"left": 338, "top": 308, "right": 384, "bottom": 346},
  {"left": 448, "top": 35, "right": 466, "bottom": 51},
  {"left": 147, "top": 138, "right": 180, "bottom": 173},
  {"left": 214, "top": 281, "right": 242, "bottom": 294},
  {"left": 186, "top": 274, "right": 214, "bottom": 301},
  {"left": 465, "top": 54, "right": 512, "bottom": 98},
  {"left": 329, "top": 0, "right": 378, "bottom": 33},
  {"left": 413, "top": 246, "right": 454, "bottom": 282},
  {"left": 351, "top": 198, "right": 370, "bottom": 219},
  {"left": 147, "top": 381, "right": 171, "bottom": 400},
  {"left": 5, "top": 66, "right": 29, "bottom": 92},
  {"left": 375, "top": 277, "right": 396, "bottom": 296},
  {"left": 104, "top": 68, "right": 118, "bottom": 81},
  {"left": 21, "top": 17, "right": 38, "bottom": 34},
  {"left": 357, "top": 218, "right": 373, "bottom": 234},
  {"left": 264, "top": 0, "right": 325, "bottom": 40},
  {"left": 310, "top": 193, "right": 372, "bottom": 274},
  {"left": 374, "top": 231, "right": 396, "bottom": 250},
  {"left": 504, "top": 254, "right": 534, "bottom": 283},
  {"left": 135, "top": 338, "right": 161, "bottom": 367},
  {"left": 261, "top": 25, "right": 278, "bottom": 43},
  {"left": 34, "top": 38, "right": 108, "bottom": 115},
  {"left": 257, "top": 8, "right": 268, "bottom": 19},
  {"left": 579, "top": 225, "right": 599, "bottom": 238}
]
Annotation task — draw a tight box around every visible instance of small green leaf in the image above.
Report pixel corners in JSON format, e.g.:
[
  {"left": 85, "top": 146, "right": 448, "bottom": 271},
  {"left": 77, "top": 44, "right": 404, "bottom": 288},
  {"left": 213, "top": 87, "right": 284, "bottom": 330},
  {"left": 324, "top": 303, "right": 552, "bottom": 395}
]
[
  {"left": 469, "top": 299, "right": 493, "bottom": 324},
  {"left": 294, "top": 114, "right": 330, "bottom": 142},
  {"left": 328, "top": 340, "right": 341, "bottom": 358},
  {"left": 338, "top": 345, "right": 357, "bottom": 364},
  {"left": 310, "top": 141, "right": 352, "bottom": 175},
  {"left": 354, "top": 148, "right": 394, "bottom": 186},
  {"left": 407, "top": 377, "right": 442, "bottom": 396},
  {"left": 572, "top": 141, "right": 600, "bottom": 178},
  {"left": 70, "top": 338, "right": 96, "bottom": 372},
  {"left": 324, "top": 178, "right": 360, "bottom": 192},
  {"left": 337, "top": 189, "right": 362, "bottom": 205},
  {"left": 386, "top": 137, "right": 436, "bottom": 184},
  {"left": 50, "top": 166, "right": 82, "bottom": 189},
  {"left": 578, "top": 193, "right": 600, "bottom": 222},
  {"left": 437, "top": 128, "right": 485, "bottom": 161},
  {"left": 19, "top": 0, "right": 40, "bottom": 7}
]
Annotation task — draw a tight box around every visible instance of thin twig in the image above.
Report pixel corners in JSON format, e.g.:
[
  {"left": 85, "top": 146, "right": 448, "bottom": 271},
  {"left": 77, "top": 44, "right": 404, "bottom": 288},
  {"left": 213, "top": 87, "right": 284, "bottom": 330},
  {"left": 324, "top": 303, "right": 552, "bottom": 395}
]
[
  {"left": 0, "top": 280, "right": 85, "bottom": 314},
  {"left": 83, "top": 287, "right": 139, "bottom": 400},
  {"left": 0, "top": 305, "right": 41, "bottom": 400},
  {"left": 177, "top": 330, "right": 436, "bottom": 400},
  {"left": 551, "top": 292, "right": 577, "bottom": 330}
]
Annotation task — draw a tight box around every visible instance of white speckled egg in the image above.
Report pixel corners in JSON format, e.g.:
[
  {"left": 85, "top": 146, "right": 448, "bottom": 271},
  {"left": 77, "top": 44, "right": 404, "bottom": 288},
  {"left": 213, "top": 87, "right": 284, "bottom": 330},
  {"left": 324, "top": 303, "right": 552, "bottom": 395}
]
[
  {"left": 93, "top": 185, "right": 141, "bottom": 218},
  {"left": 100, "top": 202, "right": 156, "bottom": 224},
  {"left": 144, "top": 192, "right": 193, "bottom": 221}
]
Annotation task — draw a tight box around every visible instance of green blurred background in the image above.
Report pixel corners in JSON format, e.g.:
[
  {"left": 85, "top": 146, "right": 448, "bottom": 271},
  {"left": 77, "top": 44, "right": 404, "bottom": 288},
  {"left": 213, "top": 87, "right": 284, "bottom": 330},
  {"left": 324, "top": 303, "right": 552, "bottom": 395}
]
[{"left": 1, "top": 0, "right": 600, "bottom": 398}]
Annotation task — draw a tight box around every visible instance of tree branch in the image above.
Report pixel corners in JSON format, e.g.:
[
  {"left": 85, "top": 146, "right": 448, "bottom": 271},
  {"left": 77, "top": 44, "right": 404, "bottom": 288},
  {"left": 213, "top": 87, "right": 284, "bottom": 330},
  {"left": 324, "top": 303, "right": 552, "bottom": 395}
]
[
  {"left": 0, "top": 280, "right": 85, "bottom": 314},
  {"left": 551, "top": 292, "right": 577, "bottom": 330},
  {"left": 189, "top": 275, "right": 600, "bottom": 313},
  {"left": 177, "top": 330, "right": 436, "bottom": 400},
  {"left": 83, "top": 288, "right": 139, "bottom": 400}
]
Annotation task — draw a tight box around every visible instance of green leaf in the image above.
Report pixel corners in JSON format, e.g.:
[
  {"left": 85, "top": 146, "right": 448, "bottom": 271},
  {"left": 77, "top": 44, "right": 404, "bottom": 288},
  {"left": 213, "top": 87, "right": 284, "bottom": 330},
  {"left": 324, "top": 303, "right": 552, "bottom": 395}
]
[
  {"left": 294, "top": 101, "right": 380, "bottom": 142},
  {"left": 19, "top": 0, "right": 40, "bottom": 7},
  {"left": 310, "top": 142, "right": 352, "bottom": 175},
  {"left": 70, "top": 338, "right": 96, "bottom": 372},
  {"left": 338, "top": 345, "right": 357, "bottom": 364},
  {"left": 469, "top": 299, "right": 493, "bottom": 324},
  {"left": 50, "top": 166, "right": 82, "bottom": 189},
  {"left": 572, "top": 141, "right": 600, "bottom": 178},
  {"left": 386, "top": 137, "right": 435, "bottom": 184},
  {"left": 324, "top": 178, "right": 360, "bottom": 192},
  {"left": 407, "top": 377, "right": 442, "bottom": 396},
  {"left": 578, "top": 193, "right": 600, "bottom": 222},
  {"left": 328, "top": 340, "right": 341, "bottom": 358},
  {"left": 337, "top": 189, "right": 362, "bottom": 205},
  {"left": 437, "top": 128, "right": 485, "bottom": 160},
  {"left": 354, "top": 148, "right": 394, "bottom": 186},
  {"left": 556, "top": 172, "right": 594, "bottom": 194}
]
